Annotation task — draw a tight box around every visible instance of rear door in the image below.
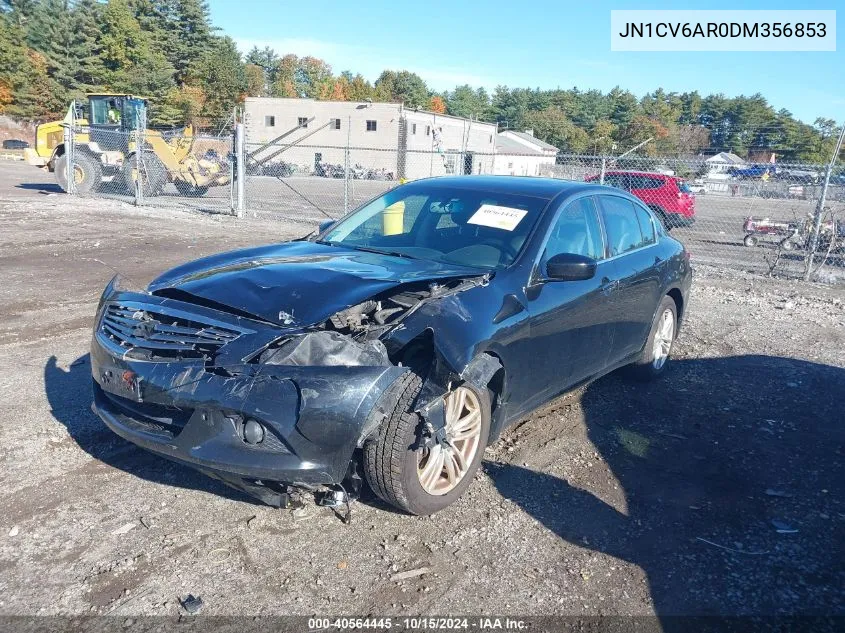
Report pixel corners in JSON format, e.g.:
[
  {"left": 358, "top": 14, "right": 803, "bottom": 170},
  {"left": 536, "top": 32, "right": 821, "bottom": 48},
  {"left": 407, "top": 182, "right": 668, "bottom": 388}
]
[{"left": 595, "top": 194, "right": 662, "bottom": 364}]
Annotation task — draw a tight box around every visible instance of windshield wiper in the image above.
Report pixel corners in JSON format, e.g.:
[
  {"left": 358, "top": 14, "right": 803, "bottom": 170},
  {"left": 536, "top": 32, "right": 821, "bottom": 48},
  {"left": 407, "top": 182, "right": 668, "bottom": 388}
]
[
  {"left": 314, "top": 240, "right": 417, "bottom": 259},
  {"left": 345, "top": 244, "right": 418, "bottom": 259}
]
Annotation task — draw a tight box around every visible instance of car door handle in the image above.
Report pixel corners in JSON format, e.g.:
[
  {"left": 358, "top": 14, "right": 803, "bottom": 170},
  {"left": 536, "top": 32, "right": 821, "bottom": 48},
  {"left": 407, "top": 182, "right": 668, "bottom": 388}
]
[{"left": 600, "top": 278, "right": 619, "bottom": 295}]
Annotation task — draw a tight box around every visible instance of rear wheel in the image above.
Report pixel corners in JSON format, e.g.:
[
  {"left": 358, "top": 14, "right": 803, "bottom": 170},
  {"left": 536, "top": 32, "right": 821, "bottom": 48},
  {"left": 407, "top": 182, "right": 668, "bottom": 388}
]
[
  {"left": 55, "top": 152, "right": 101, "bottom": 194},
  {"left": 650, "top": 206, "right": 674, "bottom": 231},
  {"left": 743, "top": 234, "right": 759, "bottom": 247},
  {"left": 363, "top": 374, "right": 490, "bottom": 515},
  {"left": 627, "top": 295, "right": 677, "bottom": 381}
]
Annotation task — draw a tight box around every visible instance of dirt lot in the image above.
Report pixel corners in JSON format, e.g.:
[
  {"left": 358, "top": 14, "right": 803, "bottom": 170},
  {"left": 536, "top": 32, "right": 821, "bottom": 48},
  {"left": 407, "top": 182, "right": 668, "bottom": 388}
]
[
  {"left": 0, "top": 175, "right": 844, "bottom": 620},
  {"left": 6, "top": 158, "right": 845, "bottom": 284}
]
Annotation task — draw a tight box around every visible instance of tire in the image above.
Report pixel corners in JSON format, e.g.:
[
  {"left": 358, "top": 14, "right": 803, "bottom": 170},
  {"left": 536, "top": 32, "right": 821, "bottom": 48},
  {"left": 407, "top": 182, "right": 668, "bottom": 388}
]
[
  {"left": 123, "top": 153, "right": 167, "bottom": 197},
  {"left": 55, "top": 152, "right": 102, "bottom": 194},
  {"left": 174, "top": 181, "right": 209, "bottom": 197},
  {"left": 626, "top": 295, "right": 677, "bottom": 382},
  {"left": 780, "top": 239, "right": 795, "bottom": 251},
  {"left": 744, "top": 234, "right": 759, "bottom": 247},
  {"left": 650, "top": 207, "right": 673, "bottom": 231},
  {"left": 363, "top": 373, "right": 491, "bottom": 515}
]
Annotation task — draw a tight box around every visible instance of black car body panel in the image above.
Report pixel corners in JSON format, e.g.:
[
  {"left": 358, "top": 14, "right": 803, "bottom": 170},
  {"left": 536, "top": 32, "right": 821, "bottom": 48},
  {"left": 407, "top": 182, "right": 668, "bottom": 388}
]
[
  {"left": 147, "top": 242, "right": 485, "bottom": 327},
  {"left": 91, "top": 176, "right": 691, "bottom": 505}
]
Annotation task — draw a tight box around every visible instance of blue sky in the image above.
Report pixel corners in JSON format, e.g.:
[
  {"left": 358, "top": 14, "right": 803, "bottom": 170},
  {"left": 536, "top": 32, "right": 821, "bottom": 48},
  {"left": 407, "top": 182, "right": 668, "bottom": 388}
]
[{"left": 208, "top": 0, "right": 843, "bottom": 125}]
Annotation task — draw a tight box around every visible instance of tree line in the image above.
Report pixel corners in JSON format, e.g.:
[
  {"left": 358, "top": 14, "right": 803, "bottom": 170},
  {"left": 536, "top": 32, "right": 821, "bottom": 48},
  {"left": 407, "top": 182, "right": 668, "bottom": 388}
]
[{"left": 0, "top": 0, "right": 840, "bottom": 162}]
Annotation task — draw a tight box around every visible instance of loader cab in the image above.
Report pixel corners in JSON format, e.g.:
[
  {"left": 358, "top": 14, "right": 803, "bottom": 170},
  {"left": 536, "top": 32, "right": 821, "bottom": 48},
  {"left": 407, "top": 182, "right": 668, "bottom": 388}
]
[{"left": 86, "top": 94, "right": 148, "bottom": 151}]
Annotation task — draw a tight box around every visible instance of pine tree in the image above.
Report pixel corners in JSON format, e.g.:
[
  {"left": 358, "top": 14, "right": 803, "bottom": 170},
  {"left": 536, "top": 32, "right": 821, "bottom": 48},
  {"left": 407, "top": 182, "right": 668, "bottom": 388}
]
[{"left": 100, "top": 0, "right": 175, "bottom": 119}]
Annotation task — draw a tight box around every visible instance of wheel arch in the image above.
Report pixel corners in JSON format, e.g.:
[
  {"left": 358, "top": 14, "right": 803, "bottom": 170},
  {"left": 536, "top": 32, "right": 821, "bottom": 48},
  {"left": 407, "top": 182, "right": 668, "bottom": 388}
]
[{"left": 666, "top": 287, "right": 684, "bottom": 328}]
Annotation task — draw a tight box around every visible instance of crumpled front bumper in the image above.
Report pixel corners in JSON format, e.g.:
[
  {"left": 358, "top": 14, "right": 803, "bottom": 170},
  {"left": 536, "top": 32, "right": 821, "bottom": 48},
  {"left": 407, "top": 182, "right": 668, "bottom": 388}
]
[{"left": 90, "top": 290, "right": 408, "bottom": 501}]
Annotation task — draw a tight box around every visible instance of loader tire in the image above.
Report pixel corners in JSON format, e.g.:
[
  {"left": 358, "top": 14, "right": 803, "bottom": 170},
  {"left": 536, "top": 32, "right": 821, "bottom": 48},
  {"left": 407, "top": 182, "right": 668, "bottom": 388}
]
[
  {"left": 123, "top": 153, "right": 167, "bottom": 197},
  {"left": 174, "top": 181, "right": 209, "bottom": 197},
  {"left": 55, "top": 152, "right": 101, "bottom": 194}
]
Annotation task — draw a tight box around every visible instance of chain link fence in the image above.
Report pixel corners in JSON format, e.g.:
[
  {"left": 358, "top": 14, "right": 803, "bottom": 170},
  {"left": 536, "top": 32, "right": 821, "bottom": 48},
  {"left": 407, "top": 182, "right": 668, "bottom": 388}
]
[
  {"left": 61, "top": 114, "right": 845, "bottom": 283},
  {"left": 63, "top": 113, "right": 235, "bottom": 214}
]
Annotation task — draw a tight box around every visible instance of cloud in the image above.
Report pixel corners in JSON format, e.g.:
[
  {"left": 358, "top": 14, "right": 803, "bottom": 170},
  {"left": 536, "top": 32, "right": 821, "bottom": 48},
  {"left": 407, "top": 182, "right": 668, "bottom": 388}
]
[{"left": 234, "top": 37, "right": 494, "bottom": 90}]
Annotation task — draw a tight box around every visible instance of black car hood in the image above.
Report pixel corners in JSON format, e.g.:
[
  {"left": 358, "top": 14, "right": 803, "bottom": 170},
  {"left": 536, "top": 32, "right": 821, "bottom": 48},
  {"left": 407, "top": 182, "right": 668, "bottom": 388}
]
[{"left": 148, "top": 241, "right": 482, "bottom": 327}]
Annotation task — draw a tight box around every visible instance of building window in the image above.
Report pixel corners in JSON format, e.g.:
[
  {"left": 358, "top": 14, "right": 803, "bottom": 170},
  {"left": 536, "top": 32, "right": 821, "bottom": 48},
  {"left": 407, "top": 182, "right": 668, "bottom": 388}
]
[
  {"left": 366, "top": 120, "right": 377, "bottom": 132},
  {"left": 298, "top": 117, "right": 309, "bottom": 128},
  {"left": 411, "top": 123, "right": 417, "bottom": 135},
  {"left": 265, "top": 116, "right": 275, "bottom": 127},
  {"left": 444, "top": 153, "right": 458, "bottom": 174},
  {"left": 331, "top": 118, "right": 341, "bottom": 130},
  {"left": 425, "top": 125, "right": 431, "bottom": 136},
  {"left": 490, "top": 134, "right": 493, "bottom": 143}
]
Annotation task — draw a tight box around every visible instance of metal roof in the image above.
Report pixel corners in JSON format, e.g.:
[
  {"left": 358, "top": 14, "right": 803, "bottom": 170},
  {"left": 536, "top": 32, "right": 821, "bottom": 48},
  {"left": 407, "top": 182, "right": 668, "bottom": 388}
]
[
  {"left": 502, "top": 131, "right": 559, "bottom": 152},
  {"left": 705, "top": 152, "right": 745, "bottom": 164},
  {"left": 495, "top": 135, "right": 545, "bottom": 155}
]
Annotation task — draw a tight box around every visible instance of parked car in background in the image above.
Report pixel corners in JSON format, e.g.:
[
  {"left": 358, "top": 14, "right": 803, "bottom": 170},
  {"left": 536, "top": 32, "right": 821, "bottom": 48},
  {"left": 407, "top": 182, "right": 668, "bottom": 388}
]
[
  {"left": 2, "top": 139, "right": 30, "bottom": 150},
  {"left": 775, "top": 167, "right": 821, "bottom": 183},
  {"left": 90, "top": 176, "right": 691, "bottom": 515},
  {"left": 585, "top": 170, "right": 696, "bottom": 229},
  {"left": 687, "top": 179, "right": 707, "bottom": 194},
  {"left": 727, "top": 164, "right": 775, "bottom": 179}
]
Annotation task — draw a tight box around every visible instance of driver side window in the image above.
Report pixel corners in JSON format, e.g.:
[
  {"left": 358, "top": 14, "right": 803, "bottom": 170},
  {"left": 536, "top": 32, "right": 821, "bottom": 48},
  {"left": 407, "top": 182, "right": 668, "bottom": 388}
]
[{"left": 542, "top": 197, "right": 604, "bottom": 261}]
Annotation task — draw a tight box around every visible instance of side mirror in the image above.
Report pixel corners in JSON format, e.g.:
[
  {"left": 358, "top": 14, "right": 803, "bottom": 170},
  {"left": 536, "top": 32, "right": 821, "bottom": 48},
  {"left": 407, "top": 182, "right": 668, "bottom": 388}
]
[
  {"left": 318, "top": 219, "right": 336, "bottom": 233},
  {"left": 545, "top": 253, "right": 597, "bottom": 282}
]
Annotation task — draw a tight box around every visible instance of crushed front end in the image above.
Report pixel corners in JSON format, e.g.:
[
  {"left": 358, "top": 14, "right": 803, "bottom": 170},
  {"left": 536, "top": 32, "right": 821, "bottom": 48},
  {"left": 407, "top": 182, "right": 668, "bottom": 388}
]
[{"left": 90, "top": 277, "right": 408, "bottom": 506}]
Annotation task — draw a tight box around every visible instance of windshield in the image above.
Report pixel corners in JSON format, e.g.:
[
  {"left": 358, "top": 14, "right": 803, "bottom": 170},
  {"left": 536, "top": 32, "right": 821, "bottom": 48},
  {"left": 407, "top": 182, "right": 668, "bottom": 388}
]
[{"left": 321, "top": 183, "right": 550, "bottom": 269}]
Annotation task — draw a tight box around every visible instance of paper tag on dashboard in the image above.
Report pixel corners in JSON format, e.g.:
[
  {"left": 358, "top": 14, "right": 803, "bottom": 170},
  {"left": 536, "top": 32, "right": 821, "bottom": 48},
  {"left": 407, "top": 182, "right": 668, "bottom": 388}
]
[{"left": 467, "top": 204, "right": 528, "bottom": 231}]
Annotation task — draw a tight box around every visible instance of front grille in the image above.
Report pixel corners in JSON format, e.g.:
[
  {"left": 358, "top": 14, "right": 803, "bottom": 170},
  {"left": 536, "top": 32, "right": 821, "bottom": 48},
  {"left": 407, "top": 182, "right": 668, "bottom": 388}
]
[{"left": 101, "top": 303, "right": 241, "bottom": 360}]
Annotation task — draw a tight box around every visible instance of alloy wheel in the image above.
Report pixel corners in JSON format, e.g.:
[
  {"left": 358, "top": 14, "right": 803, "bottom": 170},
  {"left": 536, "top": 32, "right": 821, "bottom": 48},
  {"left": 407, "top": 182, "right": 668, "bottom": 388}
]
[
  {"left": 652, "top": 308, "right": 675, "bottom": 370},
  {"left": 417, "top": 386, "right": 483, "bottom": 496}
]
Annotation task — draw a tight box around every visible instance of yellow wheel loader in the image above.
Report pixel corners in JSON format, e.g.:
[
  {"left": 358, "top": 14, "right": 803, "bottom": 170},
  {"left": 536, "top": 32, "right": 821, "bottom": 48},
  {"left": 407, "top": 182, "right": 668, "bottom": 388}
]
[{"left": 25, "top": 94, "right": 230, "bottom": 196}]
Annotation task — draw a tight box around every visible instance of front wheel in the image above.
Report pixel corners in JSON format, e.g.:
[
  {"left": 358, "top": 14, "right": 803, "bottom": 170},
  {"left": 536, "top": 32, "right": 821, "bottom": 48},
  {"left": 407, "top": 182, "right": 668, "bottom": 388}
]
[
  {"left": 743, "top": 234, "right": 759, "bottom": 247},
  {"left": 626, "top": 295, "right": 677, "bottom": 381},
  {"left": 122, "top": 153, "right": 167, "bottom": 197},
  {"left": 174, "top": 181, "right": 209, "bottom": 197},
  {"left": 363, "top": 375, "right": 490, "bottom": 515}
]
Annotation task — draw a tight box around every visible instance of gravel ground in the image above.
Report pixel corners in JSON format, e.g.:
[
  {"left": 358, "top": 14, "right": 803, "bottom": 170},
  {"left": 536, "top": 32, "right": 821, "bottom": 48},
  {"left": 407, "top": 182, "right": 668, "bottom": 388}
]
[{"left": 0, "top": 189, "right": 843, "bottom": 620}]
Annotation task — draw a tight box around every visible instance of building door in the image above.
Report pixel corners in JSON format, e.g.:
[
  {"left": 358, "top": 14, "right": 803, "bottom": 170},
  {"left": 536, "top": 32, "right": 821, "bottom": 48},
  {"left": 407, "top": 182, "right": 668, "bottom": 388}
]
[
  {"left": 314, "top": 152, "right": 323, "bottom": 175},
  {"left": 463, "top": 152, "right": 474, "bottom": 175}
]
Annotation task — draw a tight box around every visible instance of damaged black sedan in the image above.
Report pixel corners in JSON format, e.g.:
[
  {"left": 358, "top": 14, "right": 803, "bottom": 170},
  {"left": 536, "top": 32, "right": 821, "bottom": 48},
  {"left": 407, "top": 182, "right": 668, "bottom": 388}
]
[{"left": 91, "top": 176, "right": 691, "bottom": 515}]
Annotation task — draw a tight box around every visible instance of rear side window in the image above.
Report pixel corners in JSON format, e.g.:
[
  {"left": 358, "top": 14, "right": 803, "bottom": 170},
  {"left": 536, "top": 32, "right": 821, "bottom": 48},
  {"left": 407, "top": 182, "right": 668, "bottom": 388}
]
[
  {"left": 677, "top": 180, "right": 692, "bottom": 193},
  {"left": 597, "top": 195, "right": 646, "bottom": 256},
  {"left": 634, "top": 204, "right": 656, "bottom": 245}
]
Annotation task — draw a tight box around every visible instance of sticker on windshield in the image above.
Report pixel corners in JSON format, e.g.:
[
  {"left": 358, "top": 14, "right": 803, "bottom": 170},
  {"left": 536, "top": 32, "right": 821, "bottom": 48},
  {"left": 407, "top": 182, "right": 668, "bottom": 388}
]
[{"left": 467, "top": 204, "right": 528, "bottom": 231}]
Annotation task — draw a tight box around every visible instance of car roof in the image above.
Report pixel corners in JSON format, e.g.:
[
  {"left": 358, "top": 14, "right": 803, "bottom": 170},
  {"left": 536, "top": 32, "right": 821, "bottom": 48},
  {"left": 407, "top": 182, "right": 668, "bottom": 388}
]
[{"left": 407, "top": 175, "right": 598, "bottom": 199}]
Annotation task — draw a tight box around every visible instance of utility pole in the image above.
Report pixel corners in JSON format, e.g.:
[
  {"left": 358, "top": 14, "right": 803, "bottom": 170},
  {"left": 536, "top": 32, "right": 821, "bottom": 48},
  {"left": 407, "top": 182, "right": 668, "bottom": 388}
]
[
  {"left": 616, "top": 137, "right": 653, "bottom": 161},
  {"left": 804, "top": 122, "right": 845, "bottom": 281}
]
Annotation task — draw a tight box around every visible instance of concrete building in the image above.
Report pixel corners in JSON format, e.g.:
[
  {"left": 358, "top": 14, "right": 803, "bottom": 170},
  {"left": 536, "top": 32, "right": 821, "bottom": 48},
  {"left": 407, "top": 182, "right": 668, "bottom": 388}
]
[
  {"left": 492, "top": 130, "right": 558, "bottom": 176},
  {"left": 243, "top": 97, "right": 497, "bottom": 180}
]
